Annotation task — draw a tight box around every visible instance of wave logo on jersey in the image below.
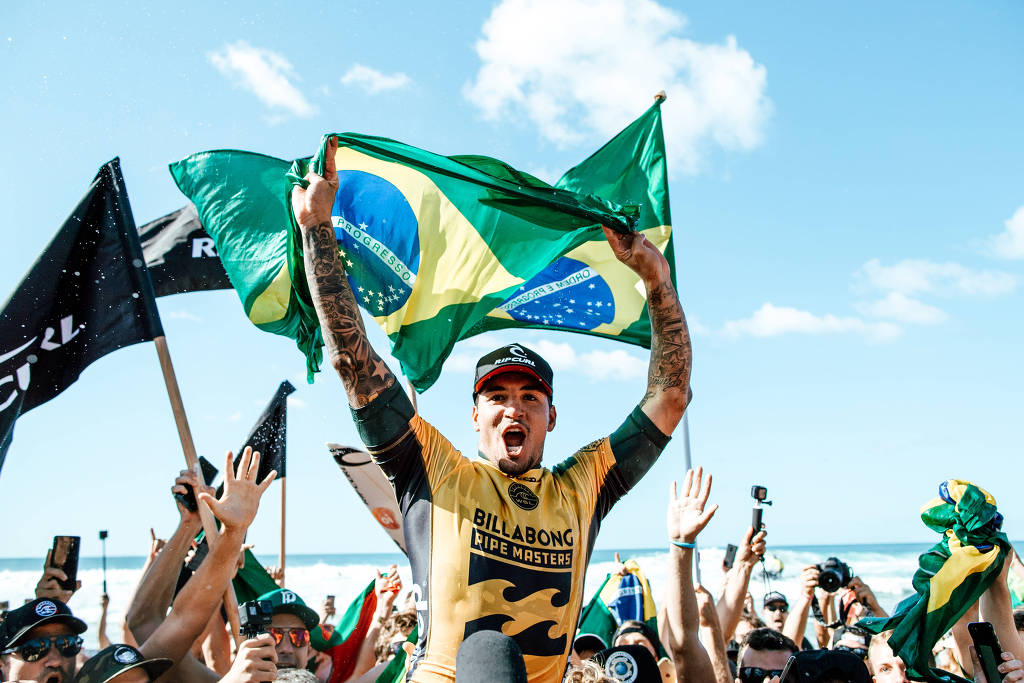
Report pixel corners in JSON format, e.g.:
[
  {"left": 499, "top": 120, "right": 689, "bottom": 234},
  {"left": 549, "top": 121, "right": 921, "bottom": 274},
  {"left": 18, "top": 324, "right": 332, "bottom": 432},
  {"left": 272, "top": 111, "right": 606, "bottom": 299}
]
[
  {"left": 464, "top": 552, "right": 572, "bottom": 658},
  {"left": 509, "top": 482, "right": 539, "bottom": 511},
  {"left": 332, "top": 171, "right": 420, "bottom": 317}
]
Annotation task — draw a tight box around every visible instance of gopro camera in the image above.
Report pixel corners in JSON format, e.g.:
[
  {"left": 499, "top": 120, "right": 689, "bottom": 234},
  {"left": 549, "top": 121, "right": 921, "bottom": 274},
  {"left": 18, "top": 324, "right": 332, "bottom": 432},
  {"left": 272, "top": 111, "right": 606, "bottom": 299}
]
[
  {"left": 751, "top": 485, "right": 772, "bottom": 534},
  {"left": 238, "top": 599, "right": 275, "bottom": 639}
]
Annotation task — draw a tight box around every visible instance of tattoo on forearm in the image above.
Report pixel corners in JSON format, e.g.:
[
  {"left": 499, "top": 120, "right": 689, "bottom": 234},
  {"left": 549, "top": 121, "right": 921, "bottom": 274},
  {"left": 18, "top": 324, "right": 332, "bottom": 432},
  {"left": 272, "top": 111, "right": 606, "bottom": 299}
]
[
  {"left": 641, "top": 280, "right": 691, "bottom": 407},
  {"left": 302, "top": 222, "right": 395, "bottom": 407}
]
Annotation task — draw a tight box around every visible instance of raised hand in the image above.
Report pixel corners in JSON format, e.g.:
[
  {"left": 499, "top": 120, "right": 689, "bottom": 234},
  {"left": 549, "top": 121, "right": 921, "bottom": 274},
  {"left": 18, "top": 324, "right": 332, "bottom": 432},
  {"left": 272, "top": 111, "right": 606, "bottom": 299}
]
[
  {"left": 970, "top": 647, "right": 1024, "bottom": 682},
  {"left": 199, "top": 447, "right": 276, "bottom": 533},
  {"left": 292, "top": 135, "right": 340, "bottom": 229},
  {"left": 667, "top": 467, "right": 718, "bottom": 544},
  {"left": 736, "top": 526, "right": 767, "bottom": 567},
  {"left": 601, "top": 225, "right": 670, "bottom": 281},
  {"left": 172, "top": 465, "right": 214, "bottom": 525},
  {"left": 35, "top": 549, "right": 79, "bottom": 602},
  {"left": 375, "top": 564, "right": 402, "bottom": 615}
]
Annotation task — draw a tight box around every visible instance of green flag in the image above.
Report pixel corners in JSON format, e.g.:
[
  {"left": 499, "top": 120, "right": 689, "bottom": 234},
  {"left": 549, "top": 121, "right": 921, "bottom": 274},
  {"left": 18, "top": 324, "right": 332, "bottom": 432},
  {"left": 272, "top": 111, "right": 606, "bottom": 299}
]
[
  {"left": 170, "top": 136, "right": 634, "bottom": 389},
  {"left": 466, "top": 99, "right": 673, "bottom": 348},
  {"left": 858, "top": 479, "right": 1010, "bottom": 683}
]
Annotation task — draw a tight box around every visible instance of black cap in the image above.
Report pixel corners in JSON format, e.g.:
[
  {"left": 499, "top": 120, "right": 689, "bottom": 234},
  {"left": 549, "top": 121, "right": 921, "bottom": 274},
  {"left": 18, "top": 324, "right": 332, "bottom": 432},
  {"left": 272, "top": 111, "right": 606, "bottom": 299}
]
[
  {"left": 783, "top": 649, "right": 871, "bottom": 682},
  {"left": 593, "top": 644, "right": 661, "bottom": 683},
  {"left": 572, "top": 633, "right": 608, "bottom": 655},
  {"left": 74, "top": 644, "right": 173, "bottom": 683},
  {"left": 474, "top": 344, "right": 553, "bottom": 397},
  {"left": 0, "top": 598, "right": 87, "bottom": 650},
  {"left": 763, "top": 591, "right": 789, "bottom": 609}
]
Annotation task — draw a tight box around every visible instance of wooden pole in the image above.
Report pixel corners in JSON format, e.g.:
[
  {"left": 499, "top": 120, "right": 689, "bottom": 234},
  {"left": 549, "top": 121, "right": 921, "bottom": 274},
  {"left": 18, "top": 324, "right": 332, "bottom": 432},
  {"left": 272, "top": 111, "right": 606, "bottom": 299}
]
[
  {"left": 405, "top": 379, "right": 418, "bottom": 413},
  {"left": 153, "top": 336, "right": 243, "bottom": 645},
  {"left": 279, "top": 477, "right": 286, "bottom": 586}
]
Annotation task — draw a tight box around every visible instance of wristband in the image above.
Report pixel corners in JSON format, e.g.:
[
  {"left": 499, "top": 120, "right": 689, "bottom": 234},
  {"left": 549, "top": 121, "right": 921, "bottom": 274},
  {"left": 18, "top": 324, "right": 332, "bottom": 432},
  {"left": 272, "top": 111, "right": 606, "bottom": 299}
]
[{"left": 671, "top": 540, "right": 696, "bottom": 549}]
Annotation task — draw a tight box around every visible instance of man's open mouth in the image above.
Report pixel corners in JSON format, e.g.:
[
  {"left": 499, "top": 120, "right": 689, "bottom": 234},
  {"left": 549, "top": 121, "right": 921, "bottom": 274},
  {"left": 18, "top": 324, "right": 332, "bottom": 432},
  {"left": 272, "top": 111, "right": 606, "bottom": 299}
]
[
  {"left": 44, "top": 672, "right": 61, "bottom": 683},
  {"left": 502, "top": 426, "right": 526, "bottom": 456}
]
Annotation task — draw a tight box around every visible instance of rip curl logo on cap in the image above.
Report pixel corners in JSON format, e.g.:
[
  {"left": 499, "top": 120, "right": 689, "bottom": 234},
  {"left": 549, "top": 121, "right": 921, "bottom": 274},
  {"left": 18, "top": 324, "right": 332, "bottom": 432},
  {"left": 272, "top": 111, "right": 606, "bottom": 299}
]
[
  {"left": 34, "top": 600, "right": 58, "bottom": 617},
  {"left": 509, "top": 345, "right": 528, "bottom": 359},
  {"left": 114, "top": 646, "right": 140, "bottom": 664},
  {"left": 280, "top": 590, "right": 297, "bottom": 604},
  {"left": 605, "top": 651, "right": 638, "bottom": 683}
]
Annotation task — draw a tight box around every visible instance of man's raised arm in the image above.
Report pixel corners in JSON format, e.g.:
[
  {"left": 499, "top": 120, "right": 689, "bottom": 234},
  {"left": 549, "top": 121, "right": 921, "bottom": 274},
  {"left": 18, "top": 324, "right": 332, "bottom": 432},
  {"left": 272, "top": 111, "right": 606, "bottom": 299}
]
[
  {"left": 602, "top": 227, "right": 691, "bottom": 435},
  {"left": 292, "top": 135, "right": 397, "bottom": 408}
]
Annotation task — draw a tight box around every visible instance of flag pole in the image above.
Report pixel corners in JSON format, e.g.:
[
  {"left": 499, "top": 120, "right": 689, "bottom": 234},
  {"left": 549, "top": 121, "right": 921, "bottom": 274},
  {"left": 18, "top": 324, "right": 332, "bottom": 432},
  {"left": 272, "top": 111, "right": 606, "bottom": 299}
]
[
  {"left": 405, "top": 379, "right": 418, "bottom": 412},
  {"left": 153, "top": 336, "right": 243, "bottom": 645},
  {"left": 279, "top": 477, "right": 286, "bottom": 585}
]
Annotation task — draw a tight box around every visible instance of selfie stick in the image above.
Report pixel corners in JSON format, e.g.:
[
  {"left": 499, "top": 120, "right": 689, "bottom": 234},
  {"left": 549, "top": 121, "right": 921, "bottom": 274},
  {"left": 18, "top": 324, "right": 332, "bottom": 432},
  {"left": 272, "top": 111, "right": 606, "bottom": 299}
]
[
  {"left": 99, "top": 530, "right": 108, "bottom": 593},
  {"left": 681, "top": 412, "right": 702, "bottom": 585}
]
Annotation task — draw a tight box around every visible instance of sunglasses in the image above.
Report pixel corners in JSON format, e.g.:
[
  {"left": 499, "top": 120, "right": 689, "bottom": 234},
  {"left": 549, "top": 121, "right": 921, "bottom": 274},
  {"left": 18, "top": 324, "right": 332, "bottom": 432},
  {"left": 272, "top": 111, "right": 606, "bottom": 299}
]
[
  {"left": 835, "top": 644, "right": 869, "bottom": 659},
  {"left": 738, "top": 666, "right": 783, "bottom": 683},
  {"left": 266, "top": 627, "right": 310, "bottom": 648},
  {"left": 764, "top": 603, "right": 788, "bottom": 612},
  {"left": 1, "top": 635, "right": 84, "bottom": 662}
]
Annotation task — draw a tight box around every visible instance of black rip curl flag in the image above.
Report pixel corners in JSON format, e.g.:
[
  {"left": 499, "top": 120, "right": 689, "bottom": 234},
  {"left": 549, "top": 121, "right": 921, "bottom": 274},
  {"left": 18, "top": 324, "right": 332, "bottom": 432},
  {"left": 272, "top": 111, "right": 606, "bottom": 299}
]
[
  {"left": 0, "top": 159, "right": 163, "bottom": 472},
  {"left": 139, "top": 204, "right": 232, "bottom": 297},
  {"left": 228, "top": 380, "right": 295, "bottom": 488}
]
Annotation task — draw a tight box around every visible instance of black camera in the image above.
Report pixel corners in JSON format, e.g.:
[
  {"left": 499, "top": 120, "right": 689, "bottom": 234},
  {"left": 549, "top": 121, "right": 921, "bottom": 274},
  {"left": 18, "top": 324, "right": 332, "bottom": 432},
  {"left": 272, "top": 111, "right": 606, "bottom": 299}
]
[
  {"left": 239, "top": 599, "right": 275, "bottom": 639},
  {"left": 750, "top": 485, "right": 771, "bottom": 533},
  {"left": 816, "top": 557, "right": 854, "bottom": 593}
]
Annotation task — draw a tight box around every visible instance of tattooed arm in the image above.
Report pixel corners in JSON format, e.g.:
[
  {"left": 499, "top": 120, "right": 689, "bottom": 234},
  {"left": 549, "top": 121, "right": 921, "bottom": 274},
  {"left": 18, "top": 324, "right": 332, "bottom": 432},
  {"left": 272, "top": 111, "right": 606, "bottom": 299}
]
[
  {"left": 292, "top": 136, "right": 397, "bottom": 407},
  {"left": 603, "top": 226, "right": 691, "bottom": 435}
]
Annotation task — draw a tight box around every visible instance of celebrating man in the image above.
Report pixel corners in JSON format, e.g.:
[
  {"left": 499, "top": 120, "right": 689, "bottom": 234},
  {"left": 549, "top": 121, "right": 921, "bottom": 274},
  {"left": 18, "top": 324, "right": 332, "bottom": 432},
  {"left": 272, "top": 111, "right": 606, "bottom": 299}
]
[{"left": 293, "top": 136, "right": 692, "bottom": 681}]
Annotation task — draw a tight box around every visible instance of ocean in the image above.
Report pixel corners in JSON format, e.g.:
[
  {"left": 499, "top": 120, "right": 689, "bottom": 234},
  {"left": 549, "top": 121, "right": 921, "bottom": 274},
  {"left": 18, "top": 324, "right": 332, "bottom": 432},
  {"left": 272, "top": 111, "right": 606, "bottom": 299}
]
[{"left": 1, "top": 542, "right": 936, "bottom": 650}]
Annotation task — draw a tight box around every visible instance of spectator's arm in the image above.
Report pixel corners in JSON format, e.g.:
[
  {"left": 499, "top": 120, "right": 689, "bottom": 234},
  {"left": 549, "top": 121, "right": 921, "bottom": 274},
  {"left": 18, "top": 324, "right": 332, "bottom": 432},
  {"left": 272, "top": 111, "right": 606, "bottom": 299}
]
[
  {"left": 950, "top": 600, "right": 979, "bottom": 680},
  {"left": 695, "top": 585, "right": 733, "bottom": 683},
  {"left": 716, "top": 527, "right": 766, "bottom": 641},
  {"left": 139, "top": 448, "right": 275, "bottom": 665},
  {"left": 97, "top": 592, "right": 111, "bottom": 650},
  {"left": 849, "top": 576, "right": 888, "bottom": 618},
  {"left": 665, "top": 469, "right": 718, "bottom": 682},
  {"left": 125, "top": 470, "right": 207, "bottom": 644},
  {"left": 980, "top": 556, "right": 1024, "bottom": 664},
  {"left": 343, "top": 566, "right": 401, "bottom": 682},
  {"left": 783, "top": 566, "right": 819, "bottom": 647}
]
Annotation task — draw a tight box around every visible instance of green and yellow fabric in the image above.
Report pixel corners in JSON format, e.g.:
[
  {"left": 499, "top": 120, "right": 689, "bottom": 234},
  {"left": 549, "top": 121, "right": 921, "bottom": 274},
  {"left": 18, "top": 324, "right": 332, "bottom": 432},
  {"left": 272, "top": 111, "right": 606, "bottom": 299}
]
[
  {"left": 170, "top": 134, "right": 634, "bottom": 390},
  {"left": 577, "top": 559, "right": 664, "bottom": 657},
  {"left": 859, "top": 479, "right": 1010, "bottom": 683},
  {"left": 467, "top": 99, "right": 674, "bottom": 350}
]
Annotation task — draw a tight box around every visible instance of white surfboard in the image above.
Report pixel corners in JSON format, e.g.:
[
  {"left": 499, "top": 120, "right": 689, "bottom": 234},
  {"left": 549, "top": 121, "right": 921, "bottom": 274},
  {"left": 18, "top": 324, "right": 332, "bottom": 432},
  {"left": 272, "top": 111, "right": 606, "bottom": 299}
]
[{"left": 327, "top": 443, "right": 406, "bottom": 554}]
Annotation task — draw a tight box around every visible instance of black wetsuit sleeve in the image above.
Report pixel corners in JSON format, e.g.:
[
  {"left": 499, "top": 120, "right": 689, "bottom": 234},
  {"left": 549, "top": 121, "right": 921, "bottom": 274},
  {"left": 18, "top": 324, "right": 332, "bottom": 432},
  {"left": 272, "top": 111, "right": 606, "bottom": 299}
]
[
  {"left": 595, "top": 405, "right": 671, "bottom": 518},
  {"left": 350, "top": 381, "right": 417, "bottom": 453}
]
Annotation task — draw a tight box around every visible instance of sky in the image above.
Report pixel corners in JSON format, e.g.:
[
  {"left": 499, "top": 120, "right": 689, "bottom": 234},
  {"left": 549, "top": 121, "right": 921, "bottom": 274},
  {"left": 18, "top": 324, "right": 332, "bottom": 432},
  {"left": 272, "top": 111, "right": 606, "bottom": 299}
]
[{"left": 1, "top": 1, "right": 1022, "bottom": 560}]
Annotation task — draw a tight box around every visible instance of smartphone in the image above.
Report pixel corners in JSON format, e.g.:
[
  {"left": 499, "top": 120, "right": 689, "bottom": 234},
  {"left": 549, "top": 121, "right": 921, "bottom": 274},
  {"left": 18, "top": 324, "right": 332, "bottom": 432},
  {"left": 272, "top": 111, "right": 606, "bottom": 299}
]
[
  {"left": 326, "top": 595, "right": 335, "bottom": 602},
  {"left": 50, "top": 536, "right": 80, "bottom": 591},
  {"left": 174, "top": 456, "right": 220, "bottom": 512},
  {"left": 723, "top": 544, "right": 738, "bottom": 570},
  {"left": 968, "top": 621, "right": 1005, "bottom": 682}
]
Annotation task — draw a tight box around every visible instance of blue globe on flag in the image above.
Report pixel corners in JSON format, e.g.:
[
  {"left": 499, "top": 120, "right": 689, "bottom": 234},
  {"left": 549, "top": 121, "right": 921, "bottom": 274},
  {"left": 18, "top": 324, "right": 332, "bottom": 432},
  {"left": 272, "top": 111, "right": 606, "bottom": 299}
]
[{"left": 498, "top": 257, "right": 615, "bottom": 330}]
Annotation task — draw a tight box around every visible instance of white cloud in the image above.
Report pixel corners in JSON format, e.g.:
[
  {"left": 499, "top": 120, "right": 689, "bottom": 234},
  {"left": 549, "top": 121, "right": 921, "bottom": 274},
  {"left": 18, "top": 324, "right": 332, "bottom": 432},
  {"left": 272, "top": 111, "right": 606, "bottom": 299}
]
[
  {"left": 854, "top": 292, "right": 947, "bottom": 325},
  {"left": 988, "top": 205, "right": 1024, "bottom": 259},
  {"left": 464, "top": 0, "right": 770, "bottom": 173},
  {"left": 341, "top": 64, "right": 412, "bottom": 94},
  {"left": 287, "top": 396, "right": 307, "bottom": 410},
  {"left": 856, "top": 258, "right": 1016, "bottom": 297},
  {"left": 208, "top": 41, "right": 316, "bottom": 118},
  {"left": 722, "top": 302, "right": 901, "bottom": 343}
]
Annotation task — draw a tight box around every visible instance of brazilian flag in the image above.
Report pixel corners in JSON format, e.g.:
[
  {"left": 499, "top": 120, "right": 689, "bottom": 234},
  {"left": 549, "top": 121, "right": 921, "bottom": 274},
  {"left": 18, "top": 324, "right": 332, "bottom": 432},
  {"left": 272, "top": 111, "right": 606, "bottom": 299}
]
[
  {"left": 170, "top": 134, "right": 634, "bottom": 390},
  {"left": 467, "top": 99, "right": 673, "bottom": 348},
  {"left": 577, "top": 559, "right": 666, "bottom": 658},
  {"left": 858, "top": 479, "right": 1010, "bottom": 683}
]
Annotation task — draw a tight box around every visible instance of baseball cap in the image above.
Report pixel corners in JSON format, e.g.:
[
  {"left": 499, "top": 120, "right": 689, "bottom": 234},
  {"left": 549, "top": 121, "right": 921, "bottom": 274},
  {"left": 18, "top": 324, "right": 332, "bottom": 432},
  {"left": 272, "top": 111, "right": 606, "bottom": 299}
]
[
  {"left": 782, "top": 649, "right": 871, "bottom": 682},
  {"left": 0, "top": 598, "right": 86, "bottom": 650},
  {"left": 763, "top": 591, "right": 789, "bottom": 609},
  {"left": 593, "top": 644, "right": 661, "bottom": 683},
  {"left": 474, "top": 344, "right": 553, "bottom": 397},
  {"left": 74, "top": 644, "right": 173, "bottom": 683},
  {"left": 572, "top": 633, "right": 608, "bottom": 655},
  {"left": 256, "top": 588, "right": 320, "bottom": 630}
]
